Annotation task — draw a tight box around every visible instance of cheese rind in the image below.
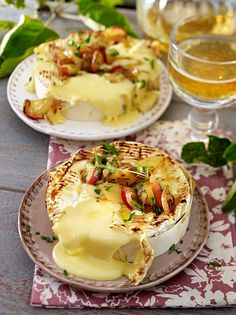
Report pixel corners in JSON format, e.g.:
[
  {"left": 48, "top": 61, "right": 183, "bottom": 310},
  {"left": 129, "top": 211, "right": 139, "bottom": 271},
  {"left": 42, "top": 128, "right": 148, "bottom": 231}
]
[{"left": 46, "top": 141, "right": 194, "bottom": 284}]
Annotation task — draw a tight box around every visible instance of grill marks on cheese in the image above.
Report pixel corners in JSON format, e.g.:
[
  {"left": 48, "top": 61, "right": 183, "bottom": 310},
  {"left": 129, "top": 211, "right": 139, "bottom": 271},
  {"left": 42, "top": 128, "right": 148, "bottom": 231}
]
[{"left": 46, "top": 141, "right": 193, "bottom": 284}]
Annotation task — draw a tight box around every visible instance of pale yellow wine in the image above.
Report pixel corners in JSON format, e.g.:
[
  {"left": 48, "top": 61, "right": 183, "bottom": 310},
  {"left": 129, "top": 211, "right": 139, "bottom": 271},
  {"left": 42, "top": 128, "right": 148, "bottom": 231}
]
[{"left": 169, "top": 35, "right": 236, "bottom": 101}]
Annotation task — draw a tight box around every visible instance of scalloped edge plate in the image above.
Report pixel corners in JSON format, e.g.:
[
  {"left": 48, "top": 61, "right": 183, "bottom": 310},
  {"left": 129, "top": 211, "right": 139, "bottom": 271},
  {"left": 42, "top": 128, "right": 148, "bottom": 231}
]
[
  {"left": 18, "top": 165, "right": 209, "bottom": 293},
  {"left": 7, "top": 55, "right": 172, "bottom": 140}
]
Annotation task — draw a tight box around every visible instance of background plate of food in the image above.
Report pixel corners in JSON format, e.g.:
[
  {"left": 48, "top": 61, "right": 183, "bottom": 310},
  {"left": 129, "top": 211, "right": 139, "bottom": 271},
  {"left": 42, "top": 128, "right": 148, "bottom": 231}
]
[
  {"left": 7, "top": 27, "right": 172, "bottom": 140},
  {"left": 18, "top": 141, "right": 209, "bottom": 292}
]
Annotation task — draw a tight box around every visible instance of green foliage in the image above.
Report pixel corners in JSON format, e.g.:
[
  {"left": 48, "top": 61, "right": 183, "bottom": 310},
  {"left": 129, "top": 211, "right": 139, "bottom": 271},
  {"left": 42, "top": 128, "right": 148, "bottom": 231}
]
[
  {"left": 181, "top": 135, "right": 231, "bottom": 167},
  {"left": 181, "top": 135, "right": 236, "bottom": 212},
  {"left": 0, "top": 20, "right": 15, "bottom": 31},
  {"left": 4, "top": 0, "right": 25, "bottom": 8},
  {"left": 0, "top": 15, "right": 58, "bottom": 78},
  {"left": 77, "top": 0, "right": 137, "bottom": 37}
]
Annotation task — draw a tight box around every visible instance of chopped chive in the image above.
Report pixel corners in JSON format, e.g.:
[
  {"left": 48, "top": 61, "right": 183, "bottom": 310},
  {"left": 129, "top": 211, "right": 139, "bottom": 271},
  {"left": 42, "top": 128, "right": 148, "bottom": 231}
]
[
  {"left": 168, "top": 244, "right": 176, "bottom": 254},
  {"left": 25, "top": 226, "right": 31, "bottom": 233},
  {"left": 52, "top": 235, "right": 59, "bottom": 241},
  {"left": 28, "top": 76, "right": 32, "bottom": 82},
  {"left": 208, "top": 261, "right": 222, "bottom": 268},
  {"left": 104, "top": 185, "right": 112, "bottom": 191},
  {"left": 41, "top": 235, "right": 53, "bottom": 243},
  {"left": 144, "top": 57, "right": 150, "bottom": 61},
  {"left": 67, "top": 38, "right": 75, "bottom": 46},
  {"left": 63, "top": 269, "right": 69, "bottom": 276},
  {"left": 131, "top": 200, "right": 144, "bottom": 212},
  {"left": 108, "top": 48, "right": 119, "bottom": 56},
  {"left": 85, "top": 34, "right": 91, "bottom": 43},
  {"left": 101, "top": 142, "right": 120, "bottom": 155},
  {"left": 150, "top": 59, "right": 155, "bottom": 69},
  {"left": 94, "top": 188, "right": 101, "bottom": 195},
  {"left": 35, "top": 231, "right": 40, "bottom": 235},
  {"left": 124, "top": 212, "right": 135, "bottom": 222},
  {"left": 135, "top": 79, "right": 146, "bottom": 89}
]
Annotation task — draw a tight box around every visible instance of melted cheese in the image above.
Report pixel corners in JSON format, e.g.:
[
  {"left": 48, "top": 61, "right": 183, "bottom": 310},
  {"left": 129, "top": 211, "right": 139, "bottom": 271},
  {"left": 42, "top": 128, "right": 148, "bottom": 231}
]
[
  {"left": 31, "top": 36, "right": 161, "bottom": 126},
  {"left": 53, "top": 198, "right": 140, "bottom": 281},
  {"left": 49, "top": 73, "right": 133, "bottom": 120}
]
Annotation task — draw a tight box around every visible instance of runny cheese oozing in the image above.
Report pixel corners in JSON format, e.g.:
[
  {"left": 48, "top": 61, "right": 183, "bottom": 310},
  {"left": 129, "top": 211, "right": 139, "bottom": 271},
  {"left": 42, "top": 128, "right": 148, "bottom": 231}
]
[
  {"left": 31, "top": 37, "right": 161, "bottom": 126},
  {"left": 49, "top": 73, "right": 134, "bottom": 122},
  {"left": 52, "top": 187, "right": 142, "bottom": 281}
]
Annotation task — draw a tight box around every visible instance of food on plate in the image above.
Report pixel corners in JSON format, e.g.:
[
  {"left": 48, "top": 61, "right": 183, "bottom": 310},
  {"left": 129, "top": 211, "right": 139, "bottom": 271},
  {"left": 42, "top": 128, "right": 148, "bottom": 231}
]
[
  {"left": 24, "top": 27, "right": 161, "bottom": 126},
  {"left": 46, "top": 141, "right": 194, "bottom": 285}
]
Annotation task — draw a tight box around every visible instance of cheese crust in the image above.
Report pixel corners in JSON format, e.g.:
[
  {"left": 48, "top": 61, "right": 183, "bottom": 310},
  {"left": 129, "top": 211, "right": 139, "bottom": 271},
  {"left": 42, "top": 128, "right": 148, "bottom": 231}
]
[
  {"left": 24, "top": 27, "right": 161, "bottom": 126},
  {"left": 46, "top": 141, "right": 194, "bottom": 284}
]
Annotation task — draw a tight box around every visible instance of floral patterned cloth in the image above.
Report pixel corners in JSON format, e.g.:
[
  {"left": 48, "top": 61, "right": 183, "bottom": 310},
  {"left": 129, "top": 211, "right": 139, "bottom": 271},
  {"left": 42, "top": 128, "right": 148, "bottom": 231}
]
[{"left": 31, "top": 120, "right": 236, "bottom": 308}]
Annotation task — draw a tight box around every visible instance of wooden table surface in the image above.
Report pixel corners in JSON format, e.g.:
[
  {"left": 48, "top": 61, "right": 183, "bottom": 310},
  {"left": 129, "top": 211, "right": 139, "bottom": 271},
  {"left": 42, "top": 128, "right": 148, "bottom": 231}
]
[{"left": 0, "top": 3, "right": 236, "bottom": 315}]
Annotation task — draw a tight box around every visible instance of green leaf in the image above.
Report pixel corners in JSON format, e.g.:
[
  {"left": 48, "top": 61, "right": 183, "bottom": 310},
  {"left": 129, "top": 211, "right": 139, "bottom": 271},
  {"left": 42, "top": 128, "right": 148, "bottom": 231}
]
[
  {"left": 77, "top": 0, "right": 137, "bottom": 37},
  {"left": 181, "top": 142, "right": 207, "bottom": 164},
  {"left": 101, "top": 0, "right": 124, "bottom": 7},
  {"left": 4, "top": 0, "right": 25, "bottom": 8},
  {"left": 0, "top": 20, "right": 15, "bottom": 31},
  {"left": 223, "top": 143, "right": 236, "bottom": 162},
  {"left": 222, "top": 180, "right": 236, "bottom": 212},
  {"left": 207, "top": 135, "right": 231, "bottom": 155},
  {"left": 0, "top": 15, "right": 58, "bottom": 78},
  {"left": 181, "top": 135, "right": 231, "bottom": 167}
]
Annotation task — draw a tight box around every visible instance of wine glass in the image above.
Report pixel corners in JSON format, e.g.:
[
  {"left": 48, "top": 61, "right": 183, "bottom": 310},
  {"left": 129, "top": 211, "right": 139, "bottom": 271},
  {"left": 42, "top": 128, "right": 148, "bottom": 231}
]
[
  {"left": 137, "top": 0, "right": 236, "bottom": 61},
  {"left": 168, "top": 14, "right": 236, "bottom": 140}
]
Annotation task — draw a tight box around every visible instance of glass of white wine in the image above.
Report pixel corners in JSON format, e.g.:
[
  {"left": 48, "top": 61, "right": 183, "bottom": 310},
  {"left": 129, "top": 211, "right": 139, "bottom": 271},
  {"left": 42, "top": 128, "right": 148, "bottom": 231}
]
[{"left": 168, "top": 15, "right": 236, "bottom": 140}]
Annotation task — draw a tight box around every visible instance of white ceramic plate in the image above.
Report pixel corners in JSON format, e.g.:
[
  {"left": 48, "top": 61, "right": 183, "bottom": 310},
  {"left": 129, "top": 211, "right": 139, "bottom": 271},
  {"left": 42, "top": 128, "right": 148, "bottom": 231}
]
[{"left": 7, "top": 55, "right": 172, "bottom": 140}]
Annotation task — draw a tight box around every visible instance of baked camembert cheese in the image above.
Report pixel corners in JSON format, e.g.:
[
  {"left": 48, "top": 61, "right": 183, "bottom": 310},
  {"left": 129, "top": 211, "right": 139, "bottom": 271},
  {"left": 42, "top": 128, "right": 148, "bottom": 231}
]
[
  {"left": 46, "top": 141, "right": 194, "bottom": 285},
  {"left": 24, "top": 27, "right": 161, "bottom": 126}
]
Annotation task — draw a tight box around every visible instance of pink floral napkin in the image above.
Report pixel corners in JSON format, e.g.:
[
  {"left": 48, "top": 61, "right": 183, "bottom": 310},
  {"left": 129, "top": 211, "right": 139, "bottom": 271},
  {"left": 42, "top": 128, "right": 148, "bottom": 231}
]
[{"left": 31, "top": 120, "right": 236, "bottom": 308}]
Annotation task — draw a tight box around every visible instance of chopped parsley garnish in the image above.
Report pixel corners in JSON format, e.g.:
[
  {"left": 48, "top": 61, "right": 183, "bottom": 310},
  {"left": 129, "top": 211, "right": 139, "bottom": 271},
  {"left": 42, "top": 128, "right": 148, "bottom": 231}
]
[
  {"left": 150, "top": 198, "right": 163, "bottom": 215},
  {"left": 94, "top": 188, "right": 101, "bottom": 195},
  {"left": 104, "top": 185, "right": 112, "bottom": 191},
  {"left": 135, "top": 181, "right": 143, "bottom": 193},
  {"left": 63, "top": 269, "right": 69, "bottom": 276},
  {"left": 134, "top": 79, "right": 146, "bottom": 89},
  {"left": 35, "top": 231, "right": 40, "bottom": 235},
  {"left": 168, "top": 244, "right": 176, "bottom": 253},
  {"left": 75, "top": 50, "right": 80, "bottom": 57},
  {"left": 150, "top": 59, "right": 155, "bottom": 69},
  {"left": 41, "top": 235, "right": 53, "bottom": 243},
  {"left": 108, "top": 48, "right": 119, "bottom": 56},
  {"left": 94, "top": 153, "right": 107, "bottom": 165},
  {"left": 40, "top": 235, "right": 58, "bottom": 243},
  {"left": 107, "top": 164, "right": 117, "bottom": 174},
  {"left": 208, "top": 261, "right": 222, "bottom": 268},
  {"left": 168, "top": 243, "right": 182, "bottom": 254},
  {"left": 28, "top": 76, "right": 32, "bottom": 82},
  {"left": 85, "top": 34, "right": 91, "bottom": 43},
  {"left": 101, "top": 142, "right": 120, "bottom": 155},
  {"left": 124, "top": 212, "right": 135, "bottom": 222},
  {"left": 25, "top": 226, "right": 31, "bottom": 233},
  {"left": 67, "top": 38, "right": 75, "bottom": 46},
  {"left": 131, "top": 200, "right": 144, "bottom": 212},
  {"left": 144, "top": 57, "right": 155, "bottom": 69}
]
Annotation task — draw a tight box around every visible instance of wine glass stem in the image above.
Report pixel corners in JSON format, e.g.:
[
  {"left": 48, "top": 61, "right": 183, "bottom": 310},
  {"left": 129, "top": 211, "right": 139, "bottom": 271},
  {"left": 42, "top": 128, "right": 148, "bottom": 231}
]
[{"left": 188, "top": 107, "right": 219, "bottom": 141}]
